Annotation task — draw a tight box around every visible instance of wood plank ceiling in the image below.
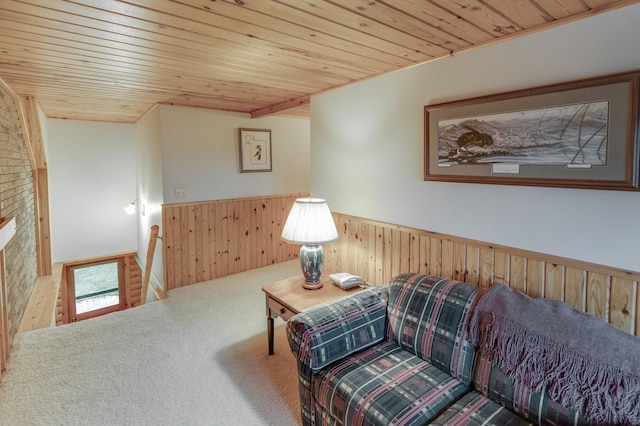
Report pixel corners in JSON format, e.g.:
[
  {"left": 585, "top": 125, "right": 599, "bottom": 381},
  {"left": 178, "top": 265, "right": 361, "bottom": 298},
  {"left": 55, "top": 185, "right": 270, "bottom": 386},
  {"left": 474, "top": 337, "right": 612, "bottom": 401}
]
[{"left": 0, "top": 0, "right": 636, "bottom": 123}]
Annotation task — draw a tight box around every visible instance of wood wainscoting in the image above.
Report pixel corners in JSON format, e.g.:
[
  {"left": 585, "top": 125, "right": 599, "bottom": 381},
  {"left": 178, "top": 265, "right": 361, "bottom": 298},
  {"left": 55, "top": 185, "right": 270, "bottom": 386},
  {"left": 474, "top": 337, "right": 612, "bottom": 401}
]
[
  {"left": 162, "top": 193, "right": 307, "bottom": 290},
  {"left": 325, "top": 213, "right": 640, "bottom": 337}
]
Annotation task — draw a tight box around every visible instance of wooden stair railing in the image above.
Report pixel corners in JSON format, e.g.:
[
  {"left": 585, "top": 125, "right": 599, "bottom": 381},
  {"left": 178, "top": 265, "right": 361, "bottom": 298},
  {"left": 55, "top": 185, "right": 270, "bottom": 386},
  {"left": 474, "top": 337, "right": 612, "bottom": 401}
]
[{"left": 141, "top": 225, "right": 160, "bottom": 305}]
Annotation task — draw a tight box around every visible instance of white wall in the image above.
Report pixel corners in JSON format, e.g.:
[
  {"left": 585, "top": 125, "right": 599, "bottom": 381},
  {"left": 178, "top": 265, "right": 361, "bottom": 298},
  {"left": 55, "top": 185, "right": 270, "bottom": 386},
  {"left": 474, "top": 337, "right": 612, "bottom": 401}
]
[
  {"left": 312, "top": 4, "right": 640, "bottom": 272},
  {"left": 135, "top": 105, "right": 164, "bottom": 286},
  {"left": 45, "top": 104, "right": 309, "bottom": 284},
  {"left": 159, "top": 105, "right": 310, "bottom": 203},
  {"left": 47, "top": 119, "right": 137, "bottom": 263},
  {"left": 131, "top": 104, "right": 310, "bottom": 286}
]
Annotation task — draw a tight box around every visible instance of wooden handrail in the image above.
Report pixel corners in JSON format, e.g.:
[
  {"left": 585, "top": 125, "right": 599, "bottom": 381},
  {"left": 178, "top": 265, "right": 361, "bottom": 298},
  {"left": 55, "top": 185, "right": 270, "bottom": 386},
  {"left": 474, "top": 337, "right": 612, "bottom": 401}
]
[{"left": 141, "top": 225, "right": 160, "bottom": 305}]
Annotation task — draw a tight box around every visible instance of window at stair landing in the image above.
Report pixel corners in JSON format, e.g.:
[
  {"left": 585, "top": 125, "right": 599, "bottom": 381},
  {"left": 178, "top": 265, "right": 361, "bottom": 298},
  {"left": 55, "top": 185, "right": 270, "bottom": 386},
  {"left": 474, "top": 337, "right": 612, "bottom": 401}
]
[{"left": 67, "top": 259, "right": 126, "bottom": 322}]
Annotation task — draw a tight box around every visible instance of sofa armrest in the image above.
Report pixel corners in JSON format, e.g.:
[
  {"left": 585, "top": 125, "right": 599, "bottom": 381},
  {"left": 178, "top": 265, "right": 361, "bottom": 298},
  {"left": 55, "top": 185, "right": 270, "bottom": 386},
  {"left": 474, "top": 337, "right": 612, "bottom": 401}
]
[{"left": 287, "top": 285, "right": 389, "bottom": 372}]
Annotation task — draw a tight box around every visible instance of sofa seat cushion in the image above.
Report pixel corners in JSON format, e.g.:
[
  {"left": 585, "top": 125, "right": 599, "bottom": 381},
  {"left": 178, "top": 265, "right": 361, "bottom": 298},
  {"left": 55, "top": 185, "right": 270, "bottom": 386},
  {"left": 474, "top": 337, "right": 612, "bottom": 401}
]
[
  {"left": 430, "top": 391, "right": 534, "bottom": 426},
  {"left": 312, "top": 340, "right": 472, "bottom": 426}
]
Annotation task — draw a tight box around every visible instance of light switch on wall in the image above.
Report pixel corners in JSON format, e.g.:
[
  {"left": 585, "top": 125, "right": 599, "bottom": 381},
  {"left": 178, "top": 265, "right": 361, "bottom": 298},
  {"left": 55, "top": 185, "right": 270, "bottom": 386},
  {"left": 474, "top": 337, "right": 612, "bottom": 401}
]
[{"left": 175, "top": 187, "right": 187, "bottom": 198}]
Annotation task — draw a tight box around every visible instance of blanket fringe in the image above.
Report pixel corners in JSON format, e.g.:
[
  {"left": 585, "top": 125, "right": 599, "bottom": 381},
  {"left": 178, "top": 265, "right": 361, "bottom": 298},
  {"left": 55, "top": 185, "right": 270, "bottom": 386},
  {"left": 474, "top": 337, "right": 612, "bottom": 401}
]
[{"left": 471, "top": 312, "right": 640, "bottom": 425}]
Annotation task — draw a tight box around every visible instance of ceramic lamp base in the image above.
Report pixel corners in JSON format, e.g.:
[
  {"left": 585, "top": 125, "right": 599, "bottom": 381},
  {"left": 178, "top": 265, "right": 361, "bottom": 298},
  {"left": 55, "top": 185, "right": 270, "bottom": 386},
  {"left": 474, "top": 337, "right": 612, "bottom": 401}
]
[{"left": 300, "top": 244, "right": 324, "bottom": 290}]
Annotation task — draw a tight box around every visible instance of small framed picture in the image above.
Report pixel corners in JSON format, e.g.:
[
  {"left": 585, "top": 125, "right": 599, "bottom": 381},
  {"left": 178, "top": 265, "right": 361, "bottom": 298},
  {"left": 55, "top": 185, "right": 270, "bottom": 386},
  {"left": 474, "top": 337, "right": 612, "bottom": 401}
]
[{"left": 239, "top": 128, "right": 272, "bottom": 173}]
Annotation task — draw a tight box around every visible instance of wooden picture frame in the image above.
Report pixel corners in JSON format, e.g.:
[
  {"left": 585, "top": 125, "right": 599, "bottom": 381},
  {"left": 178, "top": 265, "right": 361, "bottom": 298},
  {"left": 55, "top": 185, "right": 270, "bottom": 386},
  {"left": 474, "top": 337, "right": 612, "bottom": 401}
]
[
  {"left": 424, "top": 71, "right": 640, "bottom": 191},
  {"left": 239, "top": 128, "right": 272, "bottom": 173}
]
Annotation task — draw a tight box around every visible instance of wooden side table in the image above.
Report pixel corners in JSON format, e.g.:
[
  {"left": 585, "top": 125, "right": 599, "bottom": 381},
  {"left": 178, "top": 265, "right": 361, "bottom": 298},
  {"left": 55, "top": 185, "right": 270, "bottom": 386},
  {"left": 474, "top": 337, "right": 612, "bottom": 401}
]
[{"left": 262, "top": 275, "right": 363, "bottom": 355}]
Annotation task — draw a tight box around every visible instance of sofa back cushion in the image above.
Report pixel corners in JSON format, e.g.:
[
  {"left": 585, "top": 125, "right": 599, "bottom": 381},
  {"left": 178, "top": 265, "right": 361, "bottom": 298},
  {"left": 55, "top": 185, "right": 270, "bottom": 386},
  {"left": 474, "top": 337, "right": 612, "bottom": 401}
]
[
  {"left": 473, "top": 354, "right": 590, "bottom": 425},
  {"left": 386, "top": 273, "right": 479, "bottom": 385},
  {"left": 469, "top": 283, "right": 640, "bottom": 425}
]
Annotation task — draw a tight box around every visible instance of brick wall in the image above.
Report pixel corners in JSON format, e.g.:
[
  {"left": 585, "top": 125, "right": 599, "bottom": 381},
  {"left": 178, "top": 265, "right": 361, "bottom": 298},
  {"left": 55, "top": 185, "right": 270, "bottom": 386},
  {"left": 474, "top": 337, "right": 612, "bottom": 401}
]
[{"left": 0, "top": 86, "right": 37, "bottom": 339}]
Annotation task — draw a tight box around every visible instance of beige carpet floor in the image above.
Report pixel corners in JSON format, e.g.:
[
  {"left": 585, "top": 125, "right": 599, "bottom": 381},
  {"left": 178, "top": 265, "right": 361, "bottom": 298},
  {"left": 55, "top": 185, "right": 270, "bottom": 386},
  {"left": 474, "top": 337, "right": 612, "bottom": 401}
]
[{"left": 0, "top": 260, "right": 303, "bottom": 425}]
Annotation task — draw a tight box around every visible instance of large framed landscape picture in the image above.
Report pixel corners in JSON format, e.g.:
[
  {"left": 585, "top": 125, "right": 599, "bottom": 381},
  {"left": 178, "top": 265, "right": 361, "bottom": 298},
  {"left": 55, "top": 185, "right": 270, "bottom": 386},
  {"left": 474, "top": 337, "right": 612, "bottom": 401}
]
[{"left": 424, "top": 71, "right": 640, "bottom": 190}]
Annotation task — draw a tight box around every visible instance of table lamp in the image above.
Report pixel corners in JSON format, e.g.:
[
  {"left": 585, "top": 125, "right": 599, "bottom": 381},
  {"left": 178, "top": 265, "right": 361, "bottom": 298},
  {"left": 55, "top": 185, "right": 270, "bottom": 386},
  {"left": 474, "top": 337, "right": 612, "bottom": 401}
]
[{"left": 281, "top": 197, "right": 339, "bottom": 289}]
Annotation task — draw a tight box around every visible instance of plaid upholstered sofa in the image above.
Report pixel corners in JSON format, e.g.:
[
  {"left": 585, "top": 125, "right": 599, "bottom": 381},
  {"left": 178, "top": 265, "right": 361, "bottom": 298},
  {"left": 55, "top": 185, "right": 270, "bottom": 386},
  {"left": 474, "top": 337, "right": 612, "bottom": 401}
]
[{"left": 286, "top": 273, "right": 618, "bottom": 426}]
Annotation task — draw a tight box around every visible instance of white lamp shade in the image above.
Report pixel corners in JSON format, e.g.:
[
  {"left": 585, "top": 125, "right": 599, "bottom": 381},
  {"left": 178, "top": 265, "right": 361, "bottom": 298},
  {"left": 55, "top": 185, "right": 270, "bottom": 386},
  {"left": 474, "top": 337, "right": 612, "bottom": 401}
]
[{"left": 281, "top": 198, "right": 338, "bottom": 245}]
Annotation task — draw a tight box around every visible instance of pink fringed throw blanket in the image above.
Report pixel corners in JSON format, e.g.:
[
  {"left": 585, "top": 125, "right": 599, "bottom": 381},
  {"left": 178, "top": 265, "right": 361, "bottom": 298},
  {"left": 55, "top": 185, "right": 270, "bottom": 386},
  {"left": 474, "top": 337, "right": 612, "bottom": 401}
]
[{"left": 469, "top": 283, "right": 640, "bottom": 425}]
